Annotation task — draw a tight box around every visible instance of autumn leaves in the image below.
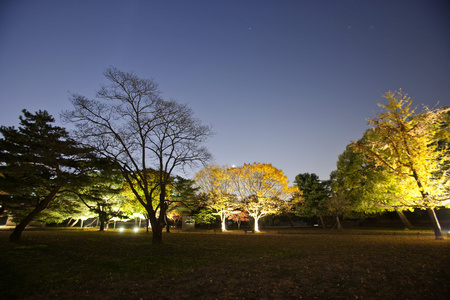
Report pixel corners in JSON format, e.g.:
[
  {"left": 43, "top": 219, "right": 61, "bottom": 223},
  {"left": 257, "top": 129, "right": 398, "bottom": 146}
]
[{"left": 195, "top": 163, "right": 298, "bottom": 232}]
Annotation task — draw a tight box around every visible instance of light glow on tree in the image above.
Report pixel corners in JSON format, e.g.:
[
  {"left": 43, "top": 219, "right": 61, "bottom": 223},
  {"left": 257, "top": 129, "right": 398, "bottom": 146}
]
[
  {"left": 195, "top": 165, "right": 237, "bottom": 231},
  {"left": 352, "top": 90, "right": 449, "bottom": 239},
  {"left": 229, "top": 163, "right": 297, "bottom": 232}
]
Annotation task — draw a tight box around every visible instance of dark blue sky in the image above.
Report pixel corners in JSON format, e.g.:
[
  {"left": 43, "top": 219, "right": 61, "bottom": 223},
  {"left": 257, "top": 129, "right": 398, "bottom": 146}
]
[{"left": 1, "top": 0, "right": 449, "bottom": 182}]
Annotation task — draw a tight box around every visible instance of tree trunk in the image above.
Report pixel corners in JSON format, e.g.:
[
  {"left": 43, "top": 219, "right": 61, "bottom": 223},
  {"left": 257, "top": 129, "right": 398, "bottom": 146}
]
[
  {"left": 98, "top": 207, "right": 107, "bottom": 231},
  {"left": 10, "top": 187, "right": 60, "bottom": 242},
  {"left": 99, "top": 220, "right": 105, "bottom": 231},
  {"left": 336, "top": 216, "right": 342, "bottom": 230},
  {"left": 395, "top": 208, "right": 413, "bottom": 229},
  {"left": 152, "top": 222, "right": 163, "bottom": 244},
  {"left": 221, "top": 215, "right": 226, "bottom": 231},
  {"left": 410, "top": 168, "right": 444, "bottom": 240},
  {"left": 70, "top": 219, "right": 80, "bottom": 227},
  {"left": 427, "top": 208, "right": 445, "bottom": 240},
  {"left": 151, "top": 188, "right": 167, "bottom": 243},
  {"left": 148, "top": 213, "right": 163, "bottom": 244},
  {"left": 319, "top": 216, "right": 326, "bottom": 228},
  {"left": 164, "top": 214, "right": 170, "bottom": 233},
  {"left": 254, "top": 217, "right": 260, "bottom": 232},
  {"left": 85, "top": 219, "right": 96, "bottom": 227}
]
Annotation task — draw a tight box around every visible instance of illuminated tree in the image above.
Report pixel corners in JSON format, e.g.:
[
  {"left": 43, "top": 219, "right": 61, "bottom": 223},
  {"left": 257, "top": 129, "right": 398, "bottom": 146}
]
[
  {"left": 122, "top": 174, "right": 196, "bottom": 232},
  {"left": 227, "top": 210, "right": 250, "bottom": 229},
  {"left": 0, "top": 110, "right": 101, "bottom": 241},
  {"left": 27, "top": 195, "right": 91, "bottom": 226},
  {"left": 333, "top": 138, "right": 416, "bottom": 228},
  {"left": 434, "top": 110, "right": 450, "bottom": 197},
  {"left": 74, "top": 167, "right": 127, "bottom": 231},
  {"left": 166, "top": 209, "right": 182, "bottom": 228},
  {"left": 194, "top": 207, "right": 216, "bottom": 226},
  {"left": 352, "top": 90, "right": 450, "bottom": 239},
  {"left": 230, "top": 163, "right": 296, "bottom": 232},
  {"left": 63, "top": 67, "right": 212, "bottom": 244},
  {"left": 195, "top": 165, "right": 237, "bottom": 231},
  {"left": 120, "top": 169, "right": 179, "bottom": 232},
  {"left": 120, "top": 169, "right": 162, "bottom": 231}
]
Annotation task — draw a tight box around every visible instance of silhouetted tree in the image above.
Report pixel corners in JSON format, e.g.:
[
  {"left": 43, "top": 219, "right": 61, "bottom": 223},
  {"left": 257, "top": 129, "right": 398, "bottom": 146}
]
[{"left": 63, "top": 67, "right": 212, "bottom": 244}]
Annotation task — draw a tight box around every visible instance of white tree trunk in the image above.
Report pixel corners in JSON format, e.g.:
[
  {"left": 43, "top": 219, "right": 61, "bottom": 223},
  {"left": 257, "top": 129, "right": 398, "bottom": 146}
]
[
  {"left": 254, "top": 217, "right": 260, "bottom": 232},
  {"left": 221, "top": 214, "right": 227, "bottom": 231}
]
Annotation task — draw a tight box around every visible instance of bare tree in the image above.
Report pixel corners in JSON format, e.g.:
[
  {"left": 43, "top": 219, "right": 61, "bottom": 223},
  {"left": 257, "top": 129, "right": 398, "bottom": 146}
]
[{"left": 62, "top": 67, "right": 213, "bottom": 244}]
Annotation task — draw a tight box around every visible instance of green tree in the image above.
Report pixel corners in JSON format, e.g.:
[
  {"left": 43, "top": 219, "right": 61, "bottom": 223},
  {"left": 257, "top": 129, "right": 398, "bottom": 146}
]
[
  {"left": 166, "top": 176, "right": 201, "bottom": 230},
  {"left": 333, "top": 138, "right": 415, "bottom": 228},
  {"left": 193, "top": 207, "right": 216, "bottom": 226},
  {"left": 170, "top": 176, "right": 200, "bottom": 213},
  {"left": 75, "top": 166, "right": 127, "bottom": 231},
  {"left": 0, "top": 110, "right": 100, "bottom": 241},
  {"left": 352, "top": 90, "right": 450, "bottom": 239},
  {"left": 28, "top": 195, "right": 91, "bottom": 226},
  {"left": 294, "top": 173, "right": 330, "bottom": 228},
  {"left": 63, "top": 67, "right": 212, "bottom": 244}
]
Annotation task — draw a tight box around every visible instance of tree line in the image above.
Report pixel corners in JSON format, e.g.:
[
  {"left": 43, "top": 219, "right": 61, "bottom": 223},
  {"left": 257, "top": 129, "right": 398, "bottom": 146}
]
[
  {"left": 1, "top": 67, "right": 213, "bottom": 243},
  {"left": 1, "top": 68, "right": 448, "bottom": 242}
]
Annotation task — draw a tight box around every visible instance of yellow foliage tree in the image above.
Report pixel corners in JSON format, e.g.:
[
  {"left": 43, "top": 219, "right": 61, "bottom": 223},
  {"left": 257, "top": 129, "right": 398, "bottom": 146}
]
[
  {"left": 121, "top": 169, "right": 173, "bottom": 231},
  {"left": 229, "top": 163, "right": 297, "bottom": 232},
  {"left": 195, "top": 165, "right": 237, "bottom": 231},
  {"left": 352, "top": 90, "right": 449, "bottom": 239}
]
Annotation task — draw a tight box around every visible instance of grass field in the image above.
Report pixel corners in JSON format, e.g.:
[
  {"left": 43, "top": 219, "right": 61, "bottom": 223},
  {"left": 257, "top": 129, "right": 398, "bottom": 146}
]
[{"left": 0, "top": 229, "right": 448, "bottom": 299}]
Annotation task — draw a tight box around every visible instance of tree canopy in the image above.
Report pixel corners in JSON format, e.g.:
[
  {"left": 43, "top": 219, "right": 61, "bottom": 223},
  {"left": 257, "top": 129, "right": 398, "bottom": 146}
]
[
  {"left": 195, "top": 165, "right": 237, "bottom": 231},
  {"left": 293, "top": 173, "right": 329, "bottom": 223},
  {"left": 229, "top": 163, "right": 297, "bottom": 232},
  {"left": 351, "top": 90, "right": 449, "bottom": 239},
  {"left": 0, "top": 110, "right": 102, "bottom": 241}
]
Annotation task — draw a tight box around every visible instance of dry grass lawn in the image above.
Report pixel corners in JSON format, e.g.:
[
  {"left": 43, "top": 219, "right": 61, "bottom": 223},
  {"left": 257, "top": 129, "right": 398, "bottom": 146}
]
[{"left": 0, "top": 229, "right": 448, "bottom": 299}]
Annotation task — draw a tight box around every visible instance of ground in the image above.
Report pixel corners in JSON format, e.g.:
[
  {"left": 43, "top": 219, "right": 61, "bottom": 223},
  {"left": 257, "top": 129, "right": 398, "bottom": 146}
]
[{"left": 0, "top": 228, "right": 448, "bottom": 299}]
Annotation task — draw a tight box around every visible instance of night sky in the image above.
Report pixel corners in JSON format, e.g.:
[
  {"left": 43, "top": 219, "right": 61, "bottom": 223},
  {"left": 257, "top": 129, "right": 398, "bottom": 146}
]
[{"left": 1, "top": 0, "right": 449, "bottom": 183}]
